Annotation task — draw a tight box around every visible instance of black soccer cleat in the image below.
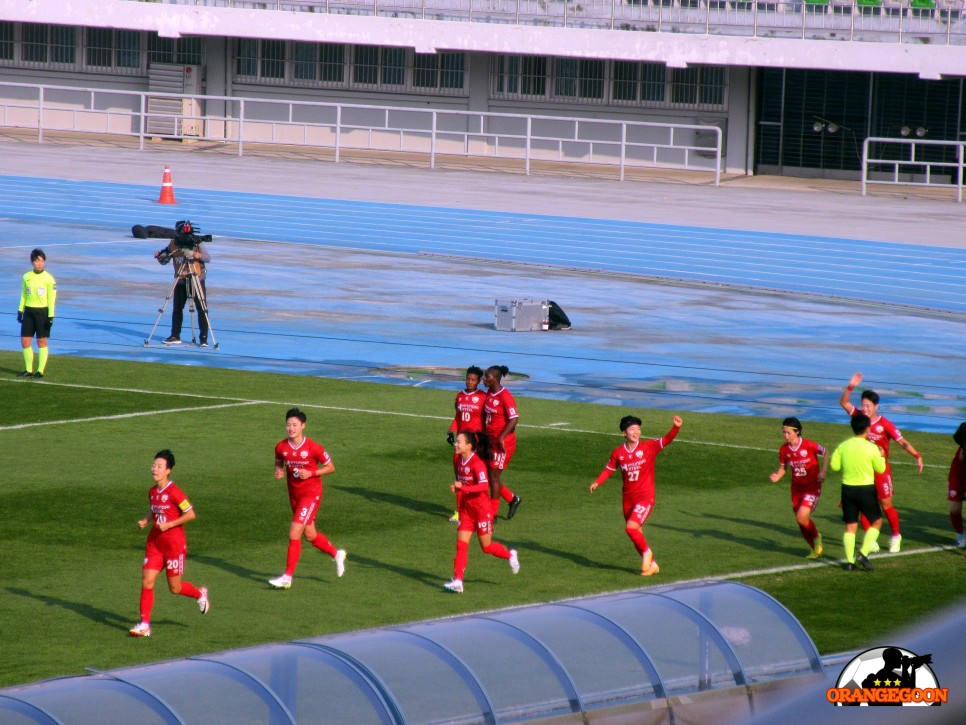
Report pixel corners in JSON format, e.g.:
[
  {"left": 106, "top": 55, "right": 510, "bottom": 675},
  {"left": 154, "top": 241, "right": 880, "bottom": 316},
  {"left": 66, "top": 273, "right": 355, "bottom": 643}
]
[
  {"left": 856, "top": 553, "right": 874, "bottom": 571},
  {"left": 32, "top": 371, "right": 44, "bottom": 379},
  {"left": 507, "top": 496, "right": 522, "bottom": 520},
  {"left": 843, "top": 562, "right": 857, "bottom": 572},
  {"left": 16, "top": 370, "right": 32, "bottom": 377}
]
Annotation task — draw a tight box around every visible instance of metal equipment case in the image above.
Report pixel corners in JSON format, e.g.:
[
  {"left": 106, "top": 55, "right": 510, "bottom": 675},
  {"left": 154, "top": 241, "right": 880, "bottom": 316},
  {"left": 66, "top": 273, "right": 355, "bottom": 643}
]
[{"left": 494, "top": 299, "right": 549, "bottom": 332}]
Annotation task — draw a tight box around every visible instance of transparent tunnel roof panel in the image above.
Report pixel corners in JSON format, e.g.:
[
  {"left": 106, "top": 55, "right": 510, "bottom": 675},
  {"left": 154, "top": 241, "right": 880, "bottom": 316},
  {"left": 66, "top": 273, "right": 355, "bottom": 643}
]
[
  {"left": 0, "top": 678, "right": 174, "bottom": 725},
  {"left": 592, "top": 595, "right": 741, "bottom": 694},
  {"left": 661, "top": 583, "right": 820, "bottom": 681},
  {"left": 116, "top": 659, "right": 289, "bottom": 725},
  {"left": 209, "top": 644, "right": 393, "bottom": 725},
  {"left": 307, "top": 630, "right": 493, "bottom": 724},
  {"left": 407, "top": 618, "right": 579, "bottom": 721},
  {"left": 493, "top": 604, "right": 661, "bottom": 707}
]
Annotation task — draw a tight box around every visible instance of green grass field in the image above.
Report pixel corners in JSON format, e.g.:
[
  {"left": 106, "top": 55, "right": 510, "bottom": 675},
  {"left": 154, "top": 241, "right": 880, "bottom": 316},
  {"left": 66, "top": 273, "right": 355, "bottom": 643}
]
[{"left": 1, "top": 351, "right": 963, "bottom": 689}]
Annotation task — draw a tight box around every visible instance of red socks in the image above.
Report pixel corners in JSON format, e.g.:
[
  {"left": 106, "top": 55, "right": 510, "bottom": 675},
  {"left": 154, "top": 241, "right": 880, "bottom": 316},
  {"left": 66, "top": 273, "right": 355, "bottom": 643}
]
[
  {"left": 482, "top": 541, "right": 511, "bottom": 560},
  {"left": 285, "top": 539, "right": 302, "bottom": 576},
  {"left": 500, "top": 485, "right": 514, "bottom": 503},
  {"left": 951, "top": 511, "right": 964, "bottom": 534},
  {"left": 883, "top": 506, "right": 900, "bottom": 536},
  {"left": 310, "top": 533, "right": 337, "bottom": 557},
  {"left": 626, "top": 528, "right": 648, "bottom": 555},
  {"left": 179, "top": 582, "right": 201, "bottom": 599},
  {"left": 799, "top": 520, "right": 818, "bottom": 548},
  {"left": 454, "top": 539, "right": 469, "bottom": 579},
  {"left": 139, "top": 588, "right": 155, "bottom": 623}
]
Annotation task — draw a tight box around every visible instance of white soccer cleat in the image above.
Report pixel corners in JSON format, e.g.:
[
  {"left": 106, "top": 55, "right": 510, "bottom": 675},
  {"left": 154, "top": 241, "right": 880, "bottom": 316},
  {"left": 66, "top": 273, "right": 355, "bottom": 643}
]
[
  {"left": 335, "top": 549, "right": 347, "bottom": 578},
  {"left": 509, "top": 549, "right": 520, "bottom": 574},
  {"left": 198, "top": 587, "right": 210, "bottom": 614},
  {"left": 443, "top": 578, "right": 464, "bottom": 593},
  {"left": 956, "top": 533, "right": 965, "bottom": 548},
  {"left": 889, "top": 534, "right": 902, "bottom": 553},
  {"left": 129, "top": 622, "right": 151, "bottom": 637},
  {"left": 269, "top": 574, "right": 292, "bottom": 589},
  {"left": 641, "top": 561, "right": 660, "bottom": 577},
  {"left": 868, "top": 540, "right": 880, "bottom": 554}
]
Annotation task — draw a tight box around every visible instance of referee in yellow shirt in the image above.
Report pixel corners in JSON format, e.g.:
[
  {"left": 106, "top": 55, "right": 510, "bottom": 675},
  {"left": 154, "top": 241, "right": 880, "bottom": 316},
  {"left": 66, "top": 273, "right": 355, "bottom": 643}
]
[
  {"left": 831, "top": 413, "right": 887, "bottom": 571},
  {"left": 17, "top": 248, "right": 56, "bottom": 379}
]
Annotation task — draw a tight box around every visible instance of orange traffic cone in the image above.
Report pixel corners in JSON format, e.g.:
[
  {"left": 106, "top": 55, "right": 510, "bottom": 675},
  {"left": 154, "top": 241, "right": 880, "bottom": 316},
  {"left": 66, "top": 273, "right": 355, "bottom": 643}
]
[{"left": 157, "top": 165, "right": 177, "bottom": 204}]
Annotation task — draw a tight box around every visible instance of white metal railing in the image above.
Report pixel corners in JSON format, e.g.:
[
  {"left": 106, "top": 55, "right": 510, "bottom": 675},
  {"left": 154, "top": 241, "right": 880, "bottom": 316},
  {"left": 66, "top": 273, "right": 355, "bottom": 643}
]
[
  {"left": 0, "top": 80, "right": 722, "bottom": 184},
  {"left": 133, "top": 0, "right": 966, "bottom": 45},
  {"left": 862, "top": 136, "right": 965, "bottom": 201}
]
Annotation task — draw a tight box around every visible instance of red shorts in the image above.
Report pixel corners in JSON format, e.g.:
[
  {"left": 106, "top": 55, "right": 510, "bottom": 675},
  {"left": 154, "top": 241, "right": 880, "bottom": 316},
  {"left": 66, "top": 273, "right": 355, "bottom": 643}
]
[
  {"left": 457, "top": 495, "right": 495, "bottom": 535},
  {"left": 623, "top": 498, "right": 654, "bottom": 527},
  {"left": 144, "top": 530, "right": 187, "bottom": 576},
  {"left": 873, "top": 464, "right": 894, "bottom": 500},
  {"left": 489, "top": 436, "right": 516, "bottom": 471},
  {"left": 791, "top": 488, "right": 821, "bottom": 512},
  {"left": 289, "top": 494, "right": 320, "bottom": 526},
  {"left": 949, "top": 478, "right": 966, "bottom": 503}
]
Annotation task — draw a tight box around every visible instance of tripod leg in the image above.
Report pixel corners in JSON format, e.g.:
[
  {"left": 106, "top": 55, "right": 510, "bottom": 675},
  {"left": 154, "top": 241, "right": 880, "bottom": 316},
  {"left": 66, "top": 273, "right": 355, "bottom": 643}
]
[
  {"left": 193, "top": 276, "right": 218, "bottom": 350},
  {"left": 145, "top": 277, "right": 181, "bottom": 346}
]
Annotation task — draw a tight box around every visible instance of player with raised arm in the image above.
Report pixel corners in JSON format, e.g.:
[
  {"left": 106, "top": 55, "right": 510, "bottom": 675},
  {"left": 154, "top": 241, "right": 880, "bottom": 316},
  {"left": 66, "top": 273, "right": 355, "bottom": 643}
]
[
  {"left": 483, "top": 365, "right": 522, "bottom": 520},
  {"left": 446, "top": 365, "right": 486, "bottom": 522},
  {"left": 129, "top": 450, "right": 209, "bottom": 637},
  {"left": 591, "top": 414, "right": 682, "bottom": 576},
  {"left": 269, "top": 408, "right": 346, "bottom": 589},
  {"left": 768, "top": 417, "right": 829, "bottom": 559},
  {"left": 443, "top": 431, "right": 519, "bottom": 594},
  {"left": 840, "top": 372, "right": 922, "bottom": 553}
]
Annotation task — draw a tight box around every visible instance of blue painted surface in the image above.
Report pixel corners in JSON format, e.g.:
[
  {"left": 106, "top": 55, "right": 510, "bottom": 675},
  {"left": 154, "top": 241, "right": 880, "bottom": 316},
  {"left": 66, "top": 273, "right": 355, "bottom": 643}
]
[{"left": 0, "top": 175, "right": 963, "bottom": 434}]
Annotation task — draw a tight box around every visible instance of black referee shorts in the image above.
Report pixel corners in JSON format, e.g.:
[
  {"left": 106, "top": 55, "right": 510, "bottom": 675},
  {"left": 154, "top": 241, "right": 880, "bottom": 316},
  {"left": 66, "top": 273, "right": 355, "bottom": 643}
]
[
  {"left": 841, "top": 484, "right": 882, "bottom": 525},
  {"left": 20, "top": 307, "right": 51, "bottom": 339}
]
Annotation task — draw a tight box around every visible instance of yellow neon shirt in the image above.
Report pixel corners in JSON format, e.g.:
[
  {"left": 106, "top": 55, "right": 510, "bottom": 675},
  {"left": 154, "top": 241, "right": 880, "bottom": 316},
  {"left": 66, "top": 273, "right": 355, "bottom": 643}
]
[
  {"left": 831, "top": 436, "right": 886, "bottom": 486},
  {"left": 19, "top": 270, "right": 57, "bottom": 316}
]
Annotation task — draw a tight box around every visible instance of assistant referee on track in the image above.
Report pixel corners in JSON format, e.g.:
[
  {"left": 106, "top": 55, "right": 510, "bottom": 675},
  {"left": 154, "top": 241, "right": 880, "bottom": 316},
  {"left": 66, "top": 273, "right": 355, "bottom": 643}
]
[{"left": 17, "top": 248, "right": 56, "bottom": 378}]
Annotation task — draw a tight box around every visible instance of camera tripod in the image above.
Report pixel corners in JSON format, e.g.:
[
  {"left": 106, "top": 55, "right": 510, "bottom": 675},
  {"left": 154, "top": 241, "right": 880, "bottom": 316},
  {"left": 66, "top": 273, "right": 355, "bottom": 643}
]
[{"left": 145, "top": 262, "right": 218, "bottom": 349}]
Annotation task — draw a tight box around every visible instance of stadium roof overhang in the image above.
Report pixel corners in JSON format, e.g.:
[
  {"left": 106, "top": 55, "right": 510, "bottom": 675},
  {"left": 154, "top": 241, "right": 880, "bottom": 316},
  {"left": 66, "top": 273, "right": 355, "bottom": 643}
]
[{"left": 1, "top": 0, "right": 963, "bottom": 81}]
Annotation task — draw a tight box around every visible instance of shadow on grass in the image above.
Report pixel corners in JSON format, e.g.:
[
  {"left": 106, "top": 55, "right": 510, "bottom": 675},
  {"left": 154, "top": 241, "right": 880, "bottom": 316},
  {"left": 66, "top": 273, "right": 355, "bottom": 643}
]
[
  {"left": 4, "top": 586, "right": 185, "bottom": 633},
  {"left": 340, "top": 552, "right": 442, "bottom": 589},
  {"left": 338, "top": 485, "right": 451, "bottom": 518},
  {"left": 511, "top": 539, "right": 631, "bottom": 574},
  {"left": 664, "top": 512, "right": 805, "bottom": 557},
  {"left": 192, "top": 553, "right": 275, "bottom": 585}
]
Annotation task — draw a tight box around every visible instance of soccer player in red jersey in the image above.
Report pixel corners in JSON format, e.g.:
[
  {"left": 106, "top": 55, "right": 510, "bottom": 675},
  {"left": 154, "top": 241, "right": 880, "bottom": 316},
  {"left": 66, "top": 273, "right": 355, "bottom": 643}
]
[
  {"left": 590, "top": 414, "right": 682, "bottom": 576},
  {"left": 269, "top": 408, "right": 346, "bottom": 589},
  {"left": 840, "top": 372, "right": 923, "bottom": 553},
  {"left": 948, "top": 422, "right": 966, "bottom": 548},
  {"left": 129, "top": 450, "right": 209, "bottom": 637},
  {"left": 768, "top": 417, "right": 829, "bottom": 559},
  {"left": 483, "top": 365, "right": 522, "bottom": 520},
  {"left": 443, "top": 432, "right": 519, "bottom": 593},
  {"left": 446, "top": 365, "right": 486, "bottom": 522}
]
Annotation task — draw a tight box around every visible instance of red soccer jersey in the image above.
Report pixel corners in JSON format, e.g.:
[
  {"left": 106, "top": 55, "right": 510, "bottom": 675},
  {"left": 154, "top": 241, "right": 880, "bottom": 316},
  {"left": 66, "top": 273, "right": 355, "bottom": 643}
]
[
  {"left": 147, "top": 481, "right": 192, "bottom": 544},
  {"left": 275, "top": 436, "right": 332, "bottom": 498},
  {"left": 950, "top": 448, "right": 965, "bottom": 488},
  {"left": 778, "top": 438, "right": 826, "bottom": 490},
  {"left": 453, "top": 452, "right": 490, "bottom": 497},
  {"left": 484, "top": 387, "right": 519, "bottom": 441},
  {"left": 849, "top": 409, "right": 903, "bottom": 459},
  {"left": 450, "top": 389, "right": 486, "bottom": 433},
  {"left": 596, "top": 425, "right": 680, "bottom": 504}
]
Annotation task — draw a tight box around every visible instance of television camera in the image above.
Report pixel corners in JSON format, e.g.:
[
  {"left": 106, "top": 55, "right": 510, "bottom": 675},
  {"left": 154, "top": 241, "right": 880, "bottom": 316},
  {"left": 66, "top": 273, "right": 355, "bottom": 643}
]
[{"left": 154, "top": 221, "right": 213, "bottom": 266}]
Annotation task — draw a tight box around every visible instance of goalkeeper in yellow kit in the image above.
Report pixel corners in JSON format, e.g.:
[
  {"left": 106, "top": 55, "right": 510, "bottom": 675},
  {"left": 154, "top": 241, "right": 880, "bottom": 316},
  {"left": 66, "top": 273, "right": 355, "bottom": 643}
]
[{"left": 17, "top": 248, "right": 57, "bottom": 379}]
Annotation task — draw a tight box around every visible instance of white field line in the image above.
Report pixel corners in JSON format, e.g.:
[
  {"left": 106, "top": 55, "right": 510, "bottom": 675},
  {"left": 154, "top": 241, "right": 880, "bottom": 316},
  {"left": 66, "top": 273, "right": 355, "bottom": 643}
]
[
  {"left": 0, "top": 401, "right": 260, "bottom": 431},
  {"left": 0, "top": 379, "right": 944, "bottom": 469},
  {"left": 407, "top": 545, "right": 962, "bottom": 628}
]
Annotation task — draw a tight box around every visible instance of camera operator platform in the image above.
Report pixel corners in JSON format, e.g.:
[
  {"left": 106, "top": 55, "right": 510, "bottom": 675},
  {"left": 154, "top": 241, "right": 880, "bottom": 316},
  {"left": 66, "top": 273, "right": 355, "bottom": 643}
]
[{"left": 146, "top": 221, "right": 217, "bottom": 350}]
